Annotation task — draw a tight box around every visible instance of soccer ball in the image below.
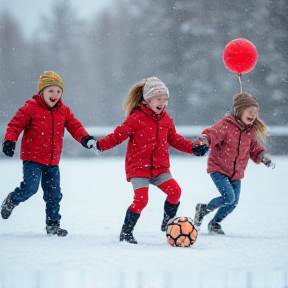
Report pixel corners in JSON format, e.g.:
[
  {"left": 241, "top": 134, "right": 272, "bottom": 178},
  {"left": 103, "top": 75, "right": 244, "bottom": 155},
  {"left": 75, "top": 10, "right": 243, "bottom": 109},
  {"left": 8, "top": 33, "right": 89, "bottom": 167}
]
[{"left": 166, "top": 217, "right": 198, "bottom": 247}]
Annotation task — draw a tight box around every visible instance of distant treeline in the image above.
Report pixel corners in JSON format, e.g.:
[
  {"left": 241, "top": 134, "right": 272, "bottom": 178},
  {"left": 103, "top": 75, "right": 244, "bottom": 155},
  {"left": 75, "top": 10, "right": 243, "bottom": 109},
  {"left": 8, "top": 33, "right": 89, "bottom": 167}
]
[{"left": 0, "top": 0, "right": 287, "bottom": 128}]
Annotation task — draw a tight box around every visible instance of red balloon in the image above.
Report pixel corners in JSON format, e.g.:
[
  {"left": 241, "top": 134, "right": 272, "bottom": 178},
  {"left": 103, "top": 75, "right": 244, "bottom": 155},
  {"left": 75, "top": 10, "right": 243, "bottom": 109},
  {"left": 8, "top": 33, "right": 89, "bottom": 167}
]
[{"left": 223, "top": 38, "right": 258, "bottom": 75}]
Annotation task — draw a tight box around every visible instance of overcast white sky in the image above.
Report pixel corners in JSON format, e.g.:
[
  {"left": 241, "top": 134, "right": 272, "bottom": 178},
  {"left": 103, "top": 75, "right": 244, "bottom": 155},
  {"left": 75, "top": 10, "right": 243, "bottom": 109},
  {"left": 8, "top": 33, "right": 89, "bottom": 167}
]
[{"left": 0, "top": 0, "right": 111, "bottom": 39}]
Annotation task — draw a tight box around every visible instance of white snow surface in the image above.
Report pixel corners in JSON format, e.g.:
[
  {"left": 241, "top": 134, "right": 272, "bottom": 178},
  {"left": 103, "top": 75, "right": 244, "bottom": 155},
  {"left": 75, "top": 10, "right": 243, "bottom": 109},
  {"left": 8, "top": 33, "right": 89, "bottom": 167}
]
[{"left": 0, "top": 156, "right": 287, "bottom": 288}]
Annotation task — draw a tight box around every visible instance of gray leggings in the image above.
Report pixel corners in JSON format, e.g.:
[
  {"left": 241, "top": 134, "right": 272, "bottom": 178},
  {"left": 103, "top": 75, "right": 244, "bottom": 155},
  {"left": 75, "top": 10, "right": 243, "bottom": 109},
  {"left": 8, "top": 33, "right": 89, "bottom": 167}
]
[{"left": 130, "top": 173, "right": 173, "bottom": 190}]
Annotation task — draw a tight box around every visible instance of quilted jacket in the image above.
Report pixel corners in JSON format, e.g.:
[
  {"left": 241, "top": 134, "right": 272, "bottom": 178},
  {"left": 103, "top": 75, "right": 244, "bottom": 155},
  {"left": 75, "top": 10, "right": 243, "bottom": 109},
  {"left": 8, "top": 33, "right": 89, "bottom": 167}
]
[
  {"left": 4, "top": 94, "right": 89, "bottom": 165},
  {"left": 97, "top": 104, "right": 193, "bottom": 180},
  {"left": 202, "top": 114, "right": 265, "bottom": 180}
]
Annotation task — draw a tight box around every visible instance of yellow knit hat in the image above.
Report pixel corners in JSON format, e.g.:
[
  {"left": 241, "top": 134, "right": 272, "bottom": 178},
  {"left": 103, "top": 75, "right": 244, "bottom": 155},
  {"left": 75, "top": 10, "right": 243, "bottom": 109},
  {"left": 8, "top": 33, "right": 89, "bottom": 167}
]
[{"left": 37, "top": 71, "right": 64, "bottom": 94}]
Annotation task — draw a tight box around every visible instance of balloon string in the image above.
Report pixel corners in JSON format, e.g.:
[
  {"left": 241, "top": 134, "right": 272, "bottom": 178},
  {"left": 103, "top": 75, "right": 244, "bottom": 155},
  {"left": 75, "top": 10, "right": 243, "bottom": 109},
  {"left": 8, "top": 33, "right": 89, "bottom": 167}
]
[{"left": 238, "top": 74, "right": 243, "bottom": 93}]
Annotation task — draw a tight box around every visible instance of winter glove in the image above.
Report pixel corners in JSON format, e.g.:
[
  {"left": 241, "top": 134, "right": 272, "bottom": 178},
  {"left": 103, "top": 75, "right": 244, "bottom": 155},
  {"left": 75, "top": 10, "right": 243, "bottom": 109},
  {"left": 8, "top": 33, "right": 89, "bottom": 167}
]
[
  {"left": 81, "top": 135, "right": 97, "bottom": 149},
  {"left": 260, "top": 152, "right": 275, "bottom": 169},
  {"left": 192, "top": 143, "right": 209, "bottom": 156},
  {"left": 192, "top": 135, "right": 209, "bottom": 156},
  {"left": 2, "top": 140, "right": 16, "bottom": 157}
]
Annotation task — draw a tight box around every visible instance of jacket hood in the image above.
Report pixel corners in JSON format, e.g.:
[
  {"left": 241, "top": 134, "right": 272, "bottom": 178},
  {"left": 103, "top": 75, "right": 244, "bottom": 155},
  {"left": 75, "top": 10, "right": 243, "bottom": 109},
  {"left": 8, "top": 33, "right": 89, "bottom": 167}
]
[
  {"left": 29, "top": 94, "right": 63, "bottom": 109},
  {"left": 223, "top": 114, "right": 253, "bottom": 132},
  {"left": 138, "top": 104, "right": 166, "bottom": 121}
]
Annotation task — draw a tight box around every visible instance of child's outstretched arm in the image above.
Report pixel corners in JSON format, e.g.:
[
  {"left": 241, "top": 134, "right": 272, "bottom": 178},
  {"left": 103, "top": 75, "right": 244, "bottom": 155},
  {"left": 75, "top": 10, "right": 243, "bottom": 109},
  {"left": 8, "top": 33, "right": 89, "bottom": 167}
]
[
  {"left": 260, "top": 152, "right": 276, "bottom": 169},
  {"left": 96, "top": 117, "right": 133, "bottom": 153},
  {"left": 168, "top": 122, "right": 209, "bottom": 156}
]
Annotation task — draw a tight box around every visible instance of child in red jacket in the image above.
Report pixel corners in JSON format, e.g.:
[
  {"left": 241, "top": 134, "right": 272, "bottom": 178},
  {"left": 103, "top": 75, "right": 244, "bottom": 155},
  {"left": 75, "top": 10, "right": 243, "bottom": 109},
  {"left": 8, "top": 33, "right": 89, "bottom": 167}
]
[
  {"left": 193, "top": 92, "right": 274, "bottom": 234},
  {"left": 1, "top": 71, "right": 96, "bottom": 236},
  {"left": 95, "top": 77, "right": 208, "bottom": 244}
]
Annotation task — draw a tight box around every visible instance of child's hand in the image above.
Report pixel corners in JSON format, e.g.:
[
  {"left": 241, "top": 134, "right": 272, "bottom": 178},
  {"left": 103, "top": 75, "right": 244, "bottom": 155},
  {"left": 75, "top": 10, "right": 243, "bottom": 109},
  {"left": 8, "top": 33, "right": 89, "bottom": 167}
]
[
  {"left": 81, "top": 135, "right": 97, "bottom": 149},
  {"left": 192, "top": 144, "right": 209, "bottom": 156},
  {"left": 260, "top": 152, "right": 276, "bottom": 169},
  {"left": 2, "top": 140, "right": 16, "bottom": 157}
]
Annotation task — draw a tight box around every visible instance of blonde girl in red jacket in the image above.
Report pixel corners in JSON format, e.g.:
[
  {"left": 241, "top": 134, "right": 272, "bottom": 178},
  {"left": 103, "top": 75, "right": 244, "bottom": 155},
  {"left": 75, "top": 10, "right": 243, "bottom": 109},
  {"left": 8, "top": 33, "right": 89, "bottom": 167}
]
[
  {"left": 193, "top": 92, "right": 274, "bottom": 234},
  {"left": 96, "top": 77, "right": 208, "bottom": 244},
  {"left": 1, "top": 71, "right": 96, "bottom": 236}
]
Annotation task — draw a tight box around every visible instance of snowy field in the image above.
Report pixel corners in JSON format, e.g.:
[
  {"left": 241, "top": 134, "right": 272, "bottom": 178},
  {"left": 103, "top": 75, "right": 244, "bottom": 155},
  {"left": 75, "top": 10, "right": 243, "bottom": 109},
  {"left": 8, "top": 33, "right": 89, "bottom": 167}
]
[{"left": 0, "top": 155, "right": 287, "bottom": 288}]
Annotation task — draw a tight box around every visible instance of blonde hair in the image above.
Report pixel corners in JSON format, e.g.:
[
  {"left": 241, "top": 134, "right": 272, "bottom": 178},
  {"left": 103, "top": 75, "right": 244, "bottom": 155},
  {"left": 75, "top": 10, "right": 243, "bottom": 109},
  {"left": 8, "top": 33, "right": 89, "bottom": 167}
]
[
  {"left": 254, "top": 117, "right": 267, "bottom": 146},
  {"left": 232, "top": 92, "right": 267, "bottom": 146},
  {"left": 123, "top": 79, "right": 146, "bottom": 116}
]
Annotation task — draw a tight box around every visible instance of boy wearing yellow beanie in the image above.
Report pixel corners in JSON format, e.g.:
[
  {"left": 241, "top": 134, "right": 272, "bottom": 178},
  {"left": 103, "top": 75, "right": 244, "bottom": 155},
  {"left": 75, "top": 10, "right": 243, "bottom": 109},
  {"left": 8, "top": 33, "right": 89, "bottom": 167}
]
[{"left": 1, "top": 71, "right": 96, "bottom": 236}]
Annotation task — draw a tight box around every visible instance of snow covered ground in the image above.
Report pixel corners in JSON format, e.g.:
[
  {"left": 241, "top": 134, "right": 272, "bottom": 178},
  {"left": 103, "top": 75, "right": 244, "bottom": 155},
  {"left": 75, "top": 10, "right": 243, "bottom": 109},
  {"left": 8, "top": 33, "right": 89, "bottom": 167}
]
[{"left": 0, "top": 155, "right": 287, "bottom": 288}]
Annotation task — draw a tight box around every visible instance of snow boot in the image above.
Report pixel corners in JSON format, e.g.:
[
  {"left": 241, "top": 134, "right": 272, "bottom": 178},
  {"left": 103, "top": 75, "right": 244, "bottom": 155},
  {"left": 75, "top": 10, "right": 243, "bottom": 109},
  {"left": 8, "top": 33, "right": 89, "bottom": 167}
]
[
  {"left": 1, "top": 193, "right": 17, "bottom": 219},
  {"left": 119, "top": 210, "right": 140, "bottom": 244},
  {"left": 208, "top": 220, "right": 225, "bottom": 235},
  {"left": 194, "top": 203, "right": 211, "bottom": 228},
  {"left": 46, "top": 222, "right": 68, "bottom": 237},
  {"left": 161, "top": 200, "right": 180, "bottom": 232}
]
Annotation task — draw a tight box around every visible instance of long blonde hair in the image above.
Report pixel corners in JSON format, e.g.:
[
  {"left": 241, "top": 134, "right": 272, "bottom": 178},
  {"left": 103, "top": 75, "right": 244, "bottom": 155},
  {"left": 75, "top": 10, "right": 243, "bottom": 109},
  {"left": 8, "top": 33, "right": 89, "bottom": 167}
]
[
  {"left": 123, "top": 79, "right": 146, "bottom": 116},
  {"left": 232, "top": 110, "right": 268, "bottom": 146},
  {"left": 254, "top": 117, "right": 267, "bottom": 146}
]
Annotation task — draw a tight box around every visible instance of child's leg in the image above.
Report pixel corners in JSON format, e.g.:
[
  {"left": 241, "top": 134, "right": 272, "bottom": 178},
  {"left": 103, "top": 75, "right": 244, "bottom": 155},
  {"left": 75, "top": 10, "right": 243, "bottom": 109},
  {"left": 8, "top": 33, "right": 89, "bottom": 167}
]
[
  {"left": 1, "top": 161, "right": 42, "bottom": 219},
  {"left": 212, "top": 178, "right": 241, "bottom": 223},
  {"left": 120, "top": 178, "right": 150, "bottom": 244},
  {"left": 195, "top": 172, "right": 239, "bottom": 230},
  {"left": 157, "top": 178, "right": 181, "bottom": 205},
  {"left": 151, "top": 174, "right": 181, "bottom": 231},
  {"left": 11, "top": 161, "right": 42, "bottom": 204},
  {"left": 208, "top": 172, "right": 239, "bottom": 212},
  {"left": 41, "top": 165, "right": 62, "bottom": 225},
  {"left": 128, "top": 187, "right": 149, "bottom": 214}
]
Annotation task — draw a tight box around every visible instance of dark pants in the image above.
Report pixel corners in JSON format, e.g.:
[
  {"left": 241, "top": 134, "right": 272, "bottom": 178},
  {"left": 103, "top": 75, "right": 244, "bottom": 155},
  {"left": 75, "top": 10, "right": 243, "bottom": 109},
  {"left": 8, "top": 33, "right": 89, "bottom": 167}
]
[
  {"left": 10, "top": 161, "right": 62, "bottom": 225},
  {"left": 207, "top": 172, "right": 241, "bottom": 223}
]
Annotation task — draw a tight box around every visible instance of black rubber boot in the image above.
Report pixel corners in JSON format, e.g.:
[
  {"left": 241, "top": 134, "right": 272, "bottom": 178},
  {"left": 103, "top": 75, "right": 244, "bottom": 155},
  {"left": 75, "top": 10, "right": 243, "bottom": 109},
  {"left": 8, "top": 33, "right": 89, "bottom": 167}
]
[
  {"left": 119, "top": 210, "right": 140, "bottom": 244},
  {"left": 161, "top": 200, "right": 180, "bottom": 232},
  {"left": 1, "top": 193, "right": 17, "bottom": 219},
  {"left": 194, "top": 203, "right": 211, "bottom": 227},
  {"left": 46, "top": 222, "right": 68, "bottom": 237}
]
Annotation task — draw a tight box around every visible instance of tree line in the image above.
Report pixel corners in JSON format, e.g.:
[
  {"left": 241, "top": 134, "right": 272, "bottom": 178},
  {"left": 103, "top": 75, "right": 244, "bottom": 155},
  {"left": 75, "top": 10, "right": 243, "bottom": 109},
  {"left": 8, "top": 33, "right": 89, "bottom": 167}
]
[{"left": 0, "top": 0, "right": 287, "bottom": 128}]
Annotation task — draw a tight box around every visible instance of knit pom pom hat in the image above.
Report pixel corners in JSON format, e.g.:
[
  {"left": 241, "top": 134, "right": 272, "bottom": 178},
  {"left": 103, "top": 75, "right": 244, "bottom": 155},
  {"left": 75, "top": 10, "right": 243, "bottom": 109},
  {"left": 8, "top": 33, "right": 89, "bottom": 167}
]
[
  {"left": 143, "top": 77, "right": 169, "bottom": 100},
  {"left": 38, "top": 71, "right": 64, "bottom": 94},
  {"left": 233, "top": 92, "right": 259, "bottom": 117}
]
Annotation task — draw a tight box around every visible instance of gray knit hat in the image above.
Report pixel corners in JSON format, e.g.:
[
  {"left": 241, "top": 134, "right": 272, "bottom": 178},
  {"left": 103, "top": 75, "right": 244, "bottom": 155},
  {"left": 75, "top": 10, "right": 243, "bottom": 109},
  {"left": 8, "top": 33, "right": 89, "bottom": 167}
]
[{"left": 143, "top": 77, "right": 169, "bottom": 100}]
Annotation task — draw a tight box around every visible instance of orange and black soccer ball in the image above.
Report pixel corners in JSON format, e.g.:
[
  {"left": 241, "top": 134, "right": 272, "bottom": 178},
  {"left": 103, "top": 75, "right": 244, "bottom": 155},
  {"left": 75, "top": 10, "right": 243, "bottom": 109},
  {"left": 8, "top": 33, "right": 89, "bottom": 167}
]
[{"left": 166, "top": 217, "right": 198, "bottom": 247}]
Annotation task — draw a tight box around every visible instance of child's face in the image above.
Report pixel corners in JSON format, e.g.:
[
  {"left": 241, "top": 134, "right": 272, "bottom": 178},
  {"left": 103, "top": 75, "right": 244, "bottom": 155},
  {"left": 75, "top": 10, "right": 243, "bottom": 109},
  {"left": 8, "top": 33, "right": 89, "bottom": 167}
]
[
  {"left": 240, "top": 106, "right": 258, "bottom": 126},
  {"left": 41, "top": 85, "right": 63, "bottom": 108},
  {"left": 146, "top": 93, "right": 168, "bottom": 114}
]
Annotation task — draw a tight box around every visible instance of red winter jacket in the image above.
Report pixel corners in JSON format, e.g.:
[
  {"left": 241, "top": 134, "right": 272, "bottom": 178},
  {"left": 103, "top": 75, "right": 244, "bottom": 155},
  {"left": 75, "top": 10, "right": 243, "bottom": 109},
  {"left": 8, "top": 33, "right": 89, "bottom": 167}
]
[
  {"left": 4, "top": 94, "right": 89, "bottom": 165},
  {"left": 202, "top": 114, "right": 266, "bottom": 180},
  {"left": 97, "top": 105, "right": 193, "bottom": 180}
]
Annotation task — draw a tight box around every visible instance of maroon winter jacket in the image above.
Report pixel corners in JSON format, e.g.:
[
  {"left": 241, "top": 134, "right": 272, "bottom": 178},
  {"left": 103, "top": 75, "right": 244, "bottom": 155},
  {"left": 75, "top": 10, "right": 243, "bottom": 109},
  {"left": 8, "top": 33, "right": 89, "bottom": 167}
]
[
  {"left": 4, "top": 94, "right": 89, "bottom": 165},
  {"left": 202, "top": 114, "right": 266, "bottom": 180},
  {"left": 97, "top": 104, "right": 193, "bottom": 180}
]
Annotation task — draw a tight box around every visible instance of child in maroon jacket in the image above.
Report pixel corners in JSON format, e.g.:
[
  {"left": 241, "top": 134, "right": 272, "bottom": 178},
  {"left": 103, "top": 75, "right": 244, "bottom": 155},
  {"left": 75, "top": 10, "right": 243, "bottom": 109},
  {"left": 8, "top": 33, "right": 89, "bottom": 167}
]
[
  {"left": 95, "top": 77, "right": 208, "bottom": 244},
  {"left": 193, "top": 92, "right": 274, "bottom": 234},
  {"left": 1, "top": 71, "right": 96, "bottom": 236}
]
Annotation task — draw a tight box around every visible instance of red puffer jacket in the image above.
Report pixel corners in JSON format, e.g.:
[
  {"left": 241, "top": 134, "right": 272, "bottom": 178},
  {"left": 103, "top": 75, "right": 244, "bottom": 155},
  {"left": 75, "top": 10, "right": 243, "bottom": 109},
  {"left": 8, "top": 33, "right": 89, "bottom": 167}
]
[
  {"left": 202, "top": 114, "right": 266, "bottom": 180},
  {"left": 97, "top": 105, "right": 193, "bottom": 180},
  {"left": 4, "top": 94, "right": 89, "bottom": 165}
]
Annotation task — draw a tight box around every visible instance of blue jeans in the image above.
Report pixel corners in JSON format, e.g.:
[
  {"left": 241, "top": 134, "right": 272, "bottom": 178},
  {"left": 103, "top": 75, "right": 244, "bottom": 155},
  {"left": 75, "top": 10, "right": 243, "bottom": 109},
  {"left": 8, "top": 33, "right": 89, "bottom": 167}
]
[
  {"left": 10, "top": 161, "right": 62, "bottom": 225},
  {"left": 207, "top": 172, "right": 241, "bottom": 223}
]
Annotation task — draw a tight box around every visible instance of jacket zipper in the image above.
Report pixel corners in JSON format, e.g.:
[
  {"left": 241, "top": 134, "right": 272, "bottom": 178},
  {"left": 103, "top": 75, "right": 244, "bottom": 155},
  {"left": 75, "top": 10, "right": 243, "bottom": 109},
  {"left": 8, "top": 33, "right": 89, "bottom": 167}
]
[
  {"left": 150, "top": 119, "right": 159, "bottom": 178},
  {"left": 50, "top": 110, "right": 54, "bottom": 165},
  {"left": 231, "top": 128, "right": 242, "bottom": 179}
]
